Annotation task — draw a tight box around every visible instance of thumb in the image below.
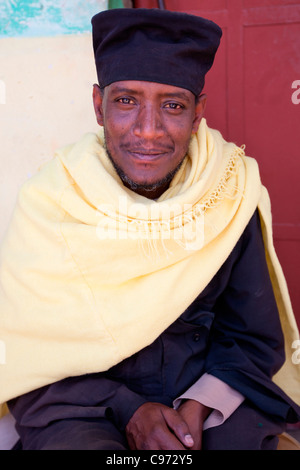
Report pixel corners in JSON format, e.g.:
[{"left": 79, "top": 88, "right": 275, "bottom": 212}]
[{"left": 162, "top": 408, "right": 194, "bottom": 448}]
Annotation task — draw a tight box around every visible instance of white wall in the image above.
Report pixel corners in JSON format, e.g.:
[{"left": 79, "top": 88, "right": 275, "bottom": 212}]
[{"left": 0, "top": 33, "right": 99, "bottom": 243}]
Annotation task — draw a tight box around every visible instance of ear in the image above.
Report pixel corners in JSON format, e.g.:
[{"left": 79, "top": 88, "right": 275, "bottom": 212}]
[
  {"left": 191, "top": 93, "right": 207, "bottom": 134},
  {"left": 92, "top": 84, "right": 104, "bottom": 126}
]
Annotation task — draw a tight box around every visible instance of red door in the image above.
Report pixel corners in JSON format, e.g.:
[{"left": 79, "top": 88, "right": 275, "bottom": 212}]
[{"left": 134, "top": 0, "right": 300, "bottom": 326}]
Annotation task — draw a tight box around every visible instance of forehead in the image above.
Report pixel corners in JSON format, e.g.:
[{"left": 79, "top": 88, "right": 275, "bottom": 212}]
[{"left": 104, "top": 80, "right": 195, "bottom": 102}]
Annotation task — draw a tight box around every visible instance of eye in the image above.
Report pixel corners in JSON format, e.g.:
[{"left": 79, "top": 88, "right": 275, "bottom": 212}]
[
  {"left": 116, "top": 97, "right": 135, "bottom": 105},
  {"left": 164, "top": 102, "right": 184, "bottom": 110}
]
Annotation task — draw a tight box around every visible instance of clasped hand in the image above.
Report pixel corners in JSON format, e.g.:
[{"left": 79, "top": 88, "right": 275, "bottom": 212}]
[{"left": 125, "top": 399, "right": 211, "bottom": 450}]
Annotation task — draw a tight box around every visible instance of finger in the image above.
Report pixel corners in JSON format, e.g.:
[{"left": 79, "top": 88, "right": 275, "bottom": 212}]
[
  {"left": 147, "top": 427, "right": 187, "bottom": 450},
  {"left": 126, "top": 433, "right": 137, "bottom": 450},
  {"left": 162, "top": 408, "right": 194, "bottom": 448},
  {"left": 183, "top": 434, "right": 194, "bottom": 448}
]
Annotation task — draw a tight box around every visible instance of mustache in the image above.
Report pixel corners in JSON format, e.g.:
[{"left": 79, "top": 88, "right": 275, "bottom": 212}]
[
  {"left": 103, "top": 127, "right": 174, "bottom": 154},
  {"left": 120, "top": 143, "right": 174, "bottom": 154}
]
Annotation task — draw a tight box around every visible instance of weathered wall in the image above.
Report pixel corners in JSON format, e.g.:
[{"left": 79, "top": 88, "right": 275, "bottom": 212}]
[{"left": 0, "top": 0, "right": 109, "bottom": 242}]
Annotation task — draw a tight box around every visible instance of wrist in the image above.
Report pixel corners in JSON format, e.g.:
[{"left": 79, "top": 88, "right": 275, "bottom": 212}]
[{"left": 180, "top": 399, "right": 212, "bottom": 419}]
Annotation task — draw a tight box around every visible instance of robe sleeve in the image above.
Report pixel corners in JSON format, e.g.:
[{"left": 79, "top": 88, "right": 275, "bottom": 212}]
[{"left": 173, "top": 373, "right": 245, "bottom": 430}]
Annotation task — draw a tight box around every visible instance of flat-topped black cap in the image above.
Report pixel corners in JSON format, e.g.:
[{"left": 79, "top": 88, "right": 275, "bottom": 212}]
[{"left": 91, "top": 8, "right": 222, "bottom": 96}]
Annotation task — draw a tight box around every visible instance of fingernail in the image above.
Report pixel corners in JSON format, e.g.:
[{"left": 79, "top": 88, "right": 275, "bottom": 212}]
[{"left": 185, "top": 434, "right": 194, "bottom": 446}]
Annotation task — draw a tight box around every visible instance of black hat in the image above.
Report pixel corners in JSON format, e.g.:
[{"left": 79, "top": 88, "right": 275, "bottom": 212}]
[{"left": 91, "top": 8, "right": 222, "bottom": 96}]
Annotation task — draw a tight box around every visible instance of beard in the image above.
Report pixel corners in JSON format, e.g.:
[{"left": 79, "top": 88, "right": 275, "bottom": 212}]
[{"left": 103, "top": 136, "right": 187, "bottom": 195}]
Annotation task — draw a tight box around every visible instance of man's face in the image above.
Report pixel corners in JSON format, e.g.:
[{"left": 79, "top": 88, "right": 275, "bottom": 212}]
[{"left": 93, "top": 80, "right": 205, "bottom": 198}]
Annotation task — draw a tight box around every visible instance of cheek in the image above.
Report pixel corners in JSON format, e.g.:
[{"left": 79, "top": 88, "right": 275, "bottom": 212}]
[
  {"left": 104, "top": 118, "right": 122, "bottom": 139},
  {"left": 103, "top": 125, "right": 119, "bottom": 164},
  {"left": 172, "top": 126, "right": 193, "bottom": 157},
  {"left": 103, "top": 117, "right": 124, "bottom": 151},
  {"left": 166, "top": 113, "right": 194, "bottom": 142}
]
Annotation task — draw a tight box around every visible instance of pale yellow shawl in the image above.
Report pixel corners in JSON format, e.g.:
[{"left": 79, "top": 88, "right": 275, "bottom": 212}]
[{"left": 0, "top": 119, "right": 299, "bottom": 415}]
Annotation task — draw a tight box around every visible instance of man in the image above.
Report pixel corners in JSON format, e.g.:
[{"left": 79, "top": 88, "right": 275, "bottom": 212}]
[{"left": 1, "top": 8, "right": 300, "bottom": 450}]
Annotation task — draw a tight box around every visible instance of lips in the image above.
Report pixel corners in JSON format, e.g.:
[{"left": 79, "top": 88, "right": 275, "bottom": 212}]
[{"left": 127, "top": 147, "right": 172, "bottom": 162}]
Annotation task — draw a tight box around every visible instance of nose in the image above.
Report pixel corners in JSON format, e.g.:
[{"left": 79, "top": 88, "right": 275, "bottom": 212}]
[{"left": 132, "top": 104, "right": 165, "bottom": 139}]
